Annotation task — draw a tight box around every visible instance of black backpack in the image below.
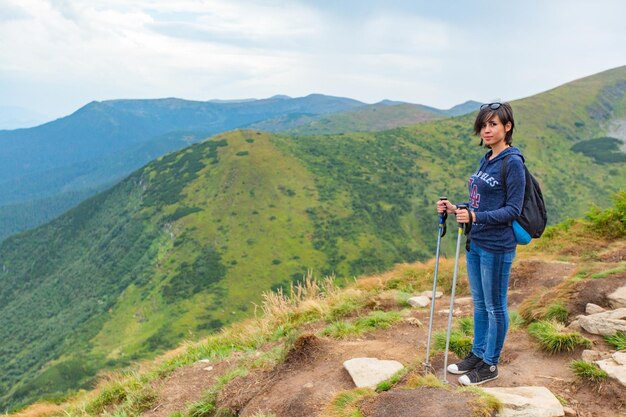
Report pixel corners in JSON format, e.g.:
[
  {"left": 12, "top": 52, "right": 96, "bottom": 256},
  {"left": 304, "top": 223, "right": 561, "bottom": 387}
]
[{"left": 501, "top": 156, "right": 548, "bottom": 243}]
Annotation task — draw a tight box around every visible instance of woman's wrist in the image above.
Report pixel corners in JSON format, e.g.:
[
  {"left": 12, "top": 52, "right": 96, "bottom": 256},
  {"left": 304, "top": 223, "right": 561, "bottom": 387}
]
[{"left": 472, "top": 211, "right": 477, "bottom": 223}]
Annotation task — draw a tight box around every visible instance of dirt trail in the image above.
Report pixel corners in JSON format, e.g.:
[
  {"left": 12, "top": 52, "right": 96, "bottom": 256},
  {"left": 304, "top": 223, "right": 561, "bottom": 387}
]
[{"left": 143, "top": 256, "right": 626, "bottom": 417}]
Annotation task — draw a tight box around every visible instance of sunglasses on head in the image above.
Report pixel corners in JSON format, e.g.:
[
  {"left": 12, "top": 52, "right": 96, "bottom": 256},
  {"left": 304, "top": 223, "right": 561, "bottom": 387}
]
[{"left": 480, "top": 102, "right": 502, "bottom": 110}]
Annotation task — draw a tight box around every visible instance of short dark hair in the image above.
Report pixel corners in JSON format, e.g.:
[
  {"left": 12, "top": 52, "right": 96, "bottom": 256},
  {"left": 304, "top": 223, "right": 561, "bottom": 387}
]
[{"left": 473, "top": 102, "right": 515, "bottom": 147}]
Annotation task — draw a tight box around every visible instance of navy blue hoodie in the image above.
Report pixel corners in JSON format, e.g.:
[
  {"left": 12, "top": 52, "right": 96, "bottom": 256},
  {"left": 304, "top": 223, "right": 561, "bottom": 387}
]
[{"left": 467, "top": 146, "right": 526, "bottom": 253}]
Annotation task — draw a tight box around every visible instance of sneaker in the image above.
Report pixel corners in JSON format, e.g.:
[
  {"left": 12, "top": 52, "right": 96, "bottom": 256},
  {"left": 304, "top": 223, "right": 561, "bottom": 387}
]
[
  {"left": 447, "top": 352, "right": 482, "bottom": 375},
  {"left": 458, "top": 361, "right": 498, "bottom": 385}
]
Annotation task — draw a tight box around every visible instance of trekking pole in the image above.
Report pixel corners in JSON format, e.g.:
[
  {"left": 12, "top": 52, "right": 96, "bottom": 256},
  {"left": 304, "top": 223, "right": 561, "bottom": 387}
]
[
  {"left": 442, "top": 204, "right": 471, "bottom": 383},
  {"left": 424, "top": 197, "right": 448, "bottom": 373}
]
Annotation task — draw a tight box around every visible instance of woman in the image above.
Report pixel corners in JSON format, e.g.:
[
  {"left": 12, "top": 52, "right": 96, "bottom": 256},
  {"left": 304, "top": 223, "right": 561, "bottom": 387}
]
[{"left": 437, "top": 102, "right": 525, "bottom": 386}]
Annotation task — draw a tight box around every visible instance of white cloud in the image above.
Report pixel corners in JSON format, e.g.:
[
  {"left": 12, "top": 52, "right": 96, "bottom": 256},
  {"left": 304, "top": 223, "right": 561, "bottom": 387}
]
[{"left": 0, "top": 0, "right": 625, "bottom": 121}]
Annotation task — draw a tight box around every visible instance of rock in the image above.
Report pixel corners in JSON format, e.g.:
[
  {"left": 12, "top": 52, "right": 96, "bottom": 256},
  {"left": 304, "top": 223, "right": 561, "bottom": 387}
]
[
  {"left": 454, "top": 296, "right": 473, "bottom": 306},
  {"left": 438, "top": 309, "right": 463, "bottom": 317},
  {"left": 197, "top": 359, "right": 211, "bottom": 363},
  {"left": 581, "top": 349, "right": 604, "bottom": 363},
  {"left": 585, "top": 303, "right": 606, "bottom": 315},
  {"left": 578, "top": 308, "right": 626, "bottom": 336},
  {"left": 404, "top": 317, "right": 423, "bottom": 327},
  {"left": 608, "top": 285, "right": 626, "bottom": 308},
  {"left": 566, "top": 320, "right": 582, "bottom": 332},
  {"left": 596, "top": 355, "right": 626, "bottom": 387},
  {"left": 481, "top": 386, "right": 564, "bottom": 417},
  {"left": 563, "top": 406, "right": 576, "bottom": 416},
  {"left": 613, "top": 351, "right": 626, "bottom": 366},
  {"left": 408, "top": 296, "right": 430, "bottom": 308},
  {"left": 203, "top": 366, "right": 214, "bottom": 371},
  {"left": 420, "top": 290, "right": 443, "bottom": 299},
  {"left": 343, "top": 358, "right": 404, "bottom": 388}
]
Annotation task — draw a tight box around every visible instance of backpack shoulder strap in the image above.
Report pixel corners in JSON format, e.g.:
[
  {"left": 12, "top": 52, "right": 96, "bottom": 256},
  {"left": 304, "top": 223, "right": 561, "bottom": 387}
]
[{"left": 500, "top": 154, "right": 509, "bottom": 195}]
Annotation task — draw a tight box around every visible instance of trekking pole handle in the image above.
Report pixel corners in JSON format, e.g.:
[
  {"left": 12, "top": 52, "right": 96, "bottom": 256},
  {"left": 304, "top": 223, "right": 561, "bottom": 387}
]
[
  {"left": 438, "top": 197, "right": 448, "bottom": 223},
  {"left": 455, "top": 204, "right": 472, "bottom": 235}
]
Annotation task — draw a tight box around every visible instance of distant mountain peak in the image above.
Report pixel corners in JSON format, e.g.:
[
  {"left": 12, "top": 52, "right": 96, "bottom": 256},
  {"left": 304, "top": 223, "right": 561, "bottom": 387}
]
[{"left": 268, "top": 94, "right": 292, "bottom": 100}]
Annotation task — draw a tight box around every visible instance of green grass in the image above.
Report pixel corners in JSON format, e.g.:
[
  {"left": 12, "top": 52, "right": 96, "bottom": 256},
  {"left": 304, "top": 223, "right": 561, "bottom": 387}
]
[
  {"left": 321, "top": 311, "right": 402, "bottom": 339},
  {"left": 528, "top": 321, "right": 592, "bottom": 353},
  {"left": 544, "top": 302, "right": 569, "bottom": 324},
  {"left": 76, "top": 373, "right": 157, "bottom": 417},
  {"left": 570, "top": 360, "right": 608, "bottom": 382},
  {"left": 591, "top": 262, "right": 626, "bottom": 279},
  {"left": 375, "top": 367, "right": 410, "bottom": 392},
  {"left": 457, "top": 317, "right": 474, "bottom": 336},
  {"left": 406, "top": 373, "right": 445, "bottom": 388},
  {"left": 354, "top": 310, "right": 402, "bottom": 329},
  {"left": 322, "top": 321, "right": 362, "bottom": 339},
  {"left": 605, "top": 332, "right": 626, "bottom": 350},
  {"left": 327, "top": 296, "right": 368, "bottom": 321},
  {"left": 459, "top": 386, "right": 503, "bottom": 417},
  {"left": 325, "top": 388, "right": 375, "bottom": 417},
  {"left": 433, "top": 316, "right": 473, "bottom": 358},
  {"left": 186, "top": 367, "right": 248, "bottom": 417},
  {"left": 509, "top": 311, "right": 525, "bottom": 331},
  {"left": 434, "top": 331, "right": 473, "bottom": 358}
]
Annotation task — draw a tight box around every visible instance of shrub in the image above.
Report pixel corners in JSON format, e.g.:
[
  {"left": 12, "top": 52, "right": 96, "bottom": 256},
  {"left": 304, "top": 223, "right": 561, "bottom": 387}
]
[
  {"left": 528, "top": 321, "right": 592, "bottom": 353},
  {"left": 544, "top": 302, "right": 569, "bottom": 324},
  {"left": 321, "top": 321, "right": 360, "bottom": 339},
  {"left": 605, "top": 332, "right": 626, "bottom": 350},
  {"left": 570, "top": 360, "right": 608, "bottom": 382},
  {"left": 585, "top": 191, "right": 626, "bottom": 238},
  {"left": 354, "top": 310, "right": 402, "bottom": 330},
  {"left": 509, "top": 311, "right": 525, "bottom": 331},
  {"left": 324, "top": 388, "right": 376, "bottom": 417},
  {"left": 434, "top": 331, "right": 472, "bottom": 358}
]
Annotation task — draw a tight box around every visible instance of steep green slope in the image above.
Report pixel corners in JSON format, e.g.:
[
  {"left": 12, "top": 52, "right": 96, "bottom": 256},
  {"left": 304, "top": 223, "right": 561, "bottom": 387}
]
[
  {"left": 0, "top": 95, "right": 365, "bottom": 242},
  {"left": 1, "top": 66, "right": 626, "bottom": 409}
]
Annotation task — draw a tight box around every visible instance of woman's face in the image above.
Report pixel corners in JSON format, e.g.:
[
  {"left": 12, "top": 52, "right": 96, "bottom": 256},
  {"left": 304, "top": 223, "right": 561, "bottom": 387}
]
[{"left": 480, "top": 114, "right": 512, "bottom": 148}]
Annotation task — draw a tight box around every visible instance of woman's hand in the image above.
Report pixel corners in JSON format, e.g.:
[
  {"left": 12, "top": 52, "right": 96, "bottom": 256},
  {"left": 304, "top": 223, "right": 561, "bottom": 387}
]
[
  {"left": 437, "top": 199, "right": 456, "bottom": 214},
  {"left": 455, "top": 208, "right": 476, "bottom": 224}
]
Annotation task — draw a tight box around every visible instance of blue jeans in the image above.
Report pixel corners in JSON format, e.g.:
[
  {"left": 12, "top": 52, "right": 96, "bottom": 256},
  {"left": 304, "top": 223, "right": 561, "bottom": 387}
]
[{"left": 466, "top": 242, "right": 515, "bottom": 366}]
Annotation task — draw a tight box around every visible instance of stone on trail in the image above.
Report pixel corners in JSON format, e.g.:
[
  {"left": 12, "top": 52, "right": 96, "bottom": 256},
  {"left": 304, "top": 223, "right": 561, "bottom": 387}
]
[
  {"left": 408, "top": 295, "right": 430, "bottom": 308},
  {"left": 613, "top": 351, "right": 626, "bottom": 366},
  {"left": 454, "top": 296, "right": 473, "bottom": 306},
  {"left": 596, "top": 352, "right": 626, "bottom": 386},
  {"left": 481, "top": 386, "right": 564, "bottom": 417},
  {"left": 565, "top": 319, "right": 582, "bottom": 332},
  {"left": 581, "top": 349, "right": 605, "bottom": 363},
  {"left": 585, "top": 303, "right": 606, "bottom": 315},
  {"left": 578, "top": 308, "right": 626, "bottom": 336},
  {"left": 343, "top": 357, "right": 404, "bottom": 388},
  {"left": 563, "top": 406, "right": 576, "bottom": 417},
  {"left": 608, "top": 285, "right": 626, "bottom": 309},
  {"left": 438, "top": 308, "right": 463, "bottom": 317},
  {"left": 404, "top": 317, "right": 423, "bottom": 326},
  {"left": 420, "top": 290, "right": 443, "bottom": 299}
]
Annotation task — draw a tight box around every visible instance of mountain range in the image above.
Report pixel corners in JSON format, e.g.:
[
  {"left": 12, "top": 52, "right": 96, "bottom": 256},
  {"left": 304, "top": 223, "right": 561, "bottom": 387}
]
[
  {"left": 0, "top": 96, "right": 477, "bottom": 243},
  {"left": 0, "top": 66, "right": 625, "bottom": 409}
]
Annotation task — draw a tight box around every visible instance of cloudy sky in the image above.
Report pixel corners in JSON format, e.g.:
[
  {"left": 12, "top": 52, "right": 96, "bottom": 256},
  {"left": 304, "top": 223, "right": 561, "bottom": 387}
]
[{"left": 1, "top": 0, "right": 625, "bottom": 128}]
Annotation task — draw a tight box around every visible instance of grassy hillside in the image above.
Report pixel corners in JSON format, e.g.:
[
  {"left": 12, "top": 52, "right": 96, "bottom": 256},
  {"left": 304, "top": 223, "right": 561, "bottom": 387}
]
[
  {"left": 0, "top": 95, "right": 365, "bottom": 242},
  {"left": 12, "top": 192, "right": 626, "bottom": 417},
  {"left": 1, "top": 66, "right": 626, "bottom": 409}
]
